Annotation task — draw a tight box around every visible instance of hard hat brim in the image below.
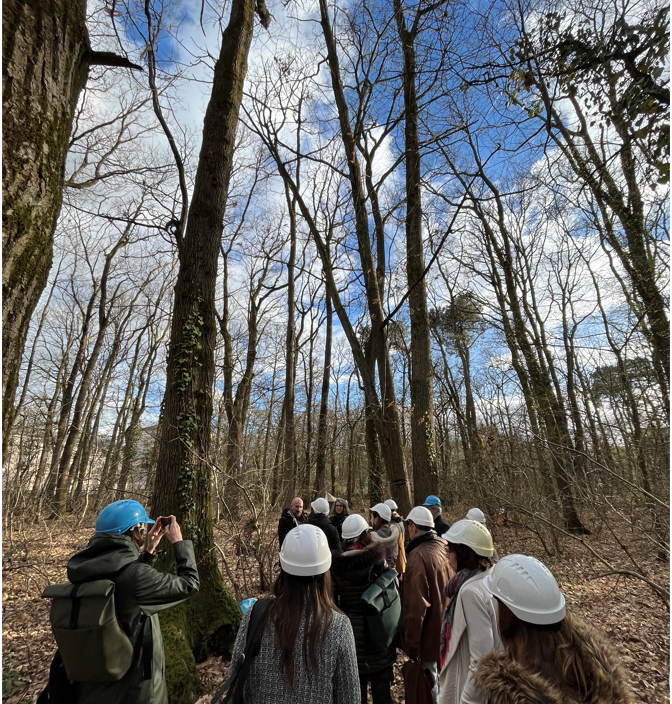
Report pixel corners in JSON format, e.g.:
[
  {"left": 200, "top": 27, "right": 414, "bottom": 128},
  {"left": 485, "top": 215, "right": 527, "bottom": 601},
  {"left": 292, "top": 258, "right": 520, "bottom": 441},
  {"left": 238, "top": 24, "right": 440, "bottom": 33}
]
[
  {"left": 280, "top": 553, "right": 332, "bottom": 576},
  {"left": 342, "top": 526, "right": 371, "bottom": 540},
  {"left": 405, "top": 518, "right": 434, "bottom": 528}
]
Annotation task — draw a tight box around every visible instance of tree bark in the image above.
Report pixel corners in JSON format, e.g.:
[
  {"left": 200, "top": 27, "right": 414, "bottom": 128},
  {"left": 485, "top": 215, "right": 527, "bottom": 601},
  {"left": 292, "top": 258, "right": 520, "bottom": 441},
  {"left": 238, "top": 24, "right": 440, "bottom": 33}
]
[
  {"left": 280, "top": 180, "right": 298, "bottom": 506},
  {"left": 394, "top": 0, "right": 438, "bottom": 504},
  {"left": 314, "top": 291, "right": 332, "bottom": 496},
  {"left": 2, "top": 0, "right": 89, "bottom": 453},
  {"left": 310, "top": 0, "right": 412, "bottom": 513},
  {"left": 7, "top": 262, "right": 61, "bottom": 461},
  {"left": 150, "top": 0, "right": 259, "bottom": 697}
]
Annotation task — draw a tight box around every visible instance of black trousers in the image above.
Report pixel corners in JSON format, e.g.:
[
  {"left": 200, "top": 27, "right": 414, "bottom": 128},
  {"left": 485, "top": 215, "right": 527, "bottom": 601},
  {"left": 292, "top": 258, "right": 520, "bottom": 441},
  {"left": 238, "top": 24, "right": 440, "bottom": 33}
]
[{"left": 359, "top": 665, "right": 393, "bottom": 704}]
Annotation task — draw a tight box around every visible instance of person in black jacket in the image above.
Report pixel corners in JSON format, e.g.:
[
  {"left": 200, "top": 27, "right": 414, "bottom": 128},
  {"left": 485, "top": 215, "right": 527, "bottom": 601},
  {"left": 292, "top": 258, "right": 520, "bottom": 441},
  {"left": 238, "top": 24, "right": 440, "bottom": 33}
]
[
  {"left": 331, "top": 518, "right": 396, "bottom": 704},
  {"left": 277, "top": 497, "right": 308, "bottom": 547},
  {"left": 423, "top": 495, "right": 450, "bottom": 537},
  {"left": 307, "top": 498, "right": 342, "bottom": 554},
  {"left": 329, "top": 497, "right": 350, "bottom": 539}
]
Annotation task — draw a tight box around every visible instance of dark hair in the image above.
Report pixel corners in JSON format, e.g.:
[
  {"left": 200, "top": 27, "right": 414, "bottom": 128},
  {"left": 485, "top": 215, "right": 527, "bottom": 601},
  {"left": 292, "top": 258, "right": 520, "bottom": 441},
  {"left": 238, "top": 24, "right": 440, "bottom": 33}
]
[
  {"left": 497, "top": 601, "right": 587, "bottom": 697},
  {"left": 448, "top": 542, "right": 490, "bottom": 572},
  {"left": 343, "top": 529, "right": 373, "bottom": 552},
  {"left": 268, "top": 570, "right": 340, "bottom": 688},
  {"left": 371, "top": 511, "right": 389, "bottom": 528}
]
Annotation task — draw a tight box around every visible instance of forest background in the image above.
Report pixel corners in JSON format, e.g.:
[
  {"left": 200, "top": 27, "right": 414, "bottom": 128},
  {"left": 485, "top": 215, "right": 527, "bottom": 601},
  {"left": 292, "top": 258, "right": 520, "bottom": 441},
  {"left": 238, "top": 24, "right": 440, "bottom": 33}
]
[{"left": 2, "top": 0, "right": 669, "bottom": 701}]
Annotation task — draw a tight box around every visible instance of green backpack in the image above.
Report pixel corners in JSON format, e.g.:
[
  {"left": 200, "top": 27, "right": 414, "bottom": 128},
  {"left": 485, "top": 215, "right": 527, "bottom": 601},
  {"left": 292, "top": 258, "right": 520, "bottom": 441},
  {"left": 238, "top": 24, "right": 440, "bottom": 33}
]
[
  {"left": 361, "top": 568, "right": 401, "bottom": 652},
  {"left": 41, "top": 579, "right": 134, "bottom": 681}
]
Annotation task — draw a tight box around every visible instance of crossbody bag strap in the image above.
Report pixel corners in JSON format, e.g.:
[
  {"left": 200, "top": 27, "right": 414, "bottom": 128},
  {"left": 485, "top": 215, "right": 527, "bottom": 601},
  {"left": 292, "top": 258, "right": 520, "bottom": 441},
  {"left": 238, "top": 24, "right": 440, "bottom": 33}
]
[
  {"left": 211, "top": 598, "right": 272, "bottom": 704},
  {"left": 141, "top": 615, "right": 153, "bottom": 680}
]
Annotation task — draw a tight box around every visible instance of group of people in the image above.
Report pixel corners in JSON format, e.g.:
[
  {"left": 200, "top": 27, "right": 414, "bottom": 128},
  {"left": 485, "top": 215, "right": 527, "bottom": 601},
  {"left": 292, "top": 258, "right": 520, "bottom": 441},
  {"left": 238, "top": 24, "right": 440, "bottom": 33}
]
[
  {"left": 44, "top": 496, "right": 634, "bottom": 704},
  {"left": 266, "top": 494, "right": 632, "bottom": 704}
]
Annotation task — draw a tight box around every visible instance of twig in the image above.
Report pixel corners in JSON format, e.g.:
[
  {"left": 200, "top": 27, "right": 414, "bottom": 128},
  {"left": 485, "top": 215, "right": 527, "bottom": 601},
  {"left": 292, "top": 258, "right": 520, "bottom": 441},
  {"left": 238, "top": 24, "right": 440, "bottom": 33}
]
[
  {"left": 531, "top": 432, "right": 669, "bottom": 509},
  {"left": 214, "top": 541, "right": 242, "bottom": 602}
]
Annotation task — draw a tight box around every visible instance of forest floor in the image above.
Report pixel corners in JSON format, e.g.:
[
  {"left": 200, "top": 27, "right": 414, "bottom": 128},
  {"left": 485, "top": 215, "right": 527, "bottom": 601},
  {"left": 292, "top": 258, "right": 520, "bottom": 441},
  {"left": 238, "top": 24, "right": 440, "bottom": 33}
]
[{"left": 2, "top": 509, "right": 669, "bottom": 703}]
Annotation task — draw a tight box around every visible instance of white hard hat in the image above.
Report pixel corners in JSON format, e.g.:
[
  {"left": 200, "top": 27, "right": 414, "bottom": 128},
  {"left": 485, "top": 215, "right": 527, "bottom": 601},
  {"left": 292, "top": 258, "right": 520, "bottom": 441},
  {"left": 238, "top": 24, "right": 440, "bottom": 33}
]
[
  {"left": 279, "top": 525, "right": 332, "bottom": 576},
  {"left": 466, "top": 507, "right": 486, "bottom": 524},
  {"left": 405, "top": 506, "right": 434, "bottom": 529},
  {"left": 341, "top": 514, "right": 371, "bottom": 540},
  {"left": 311, "top": 497, "right": 330, "bottom": 514},
  {"left": 384, "top": 499, "right": 398, "bottom": 511},
  {"left": 444, "top": 519, "right": 494, "bottom": 557},
  {"left": 370, "top": 502, "right": 392, "bottom": 523},
  {"left": 483, "top": 554, "right": 566, "bottom": 625}
]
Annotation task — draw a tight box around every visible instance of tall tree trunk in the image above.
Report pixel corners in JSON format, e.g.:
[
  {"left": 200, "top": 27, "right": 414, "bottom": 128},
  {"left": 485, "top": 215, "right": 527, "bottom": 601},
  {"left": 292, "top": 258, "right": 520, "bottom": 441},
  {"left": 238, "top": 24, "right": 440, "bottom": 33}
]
[
  {"left": 8, "top": 263, "right": 61, "bottom": 460},
  {"left": 314, "top": 291, "right": 332, "bottom": 496},
  {"left": 30, "top": 372, "right": 62, "bottom": 507},
  {"left": 2, "top": 0, "right": 139, "bottom": 452},
  {"left": 116, "top": 345, "right": 156, "bottom": 499},
  {"left": 150, "top": 1, "right": 262, "bottom": 697},
  {"left": 302, "top": 320, "right": 316, "bottom": 497},
  {"left": 52, "top": 232, "right": 132, "bottom": 515},
  {"left": 280, "top": 159, "right": 299, "bottom": 507},
  {"left": 73, "top": 349, "right": 116, "bottom": 503},
  {"left": 45, "top": 291, "right": 97, "bottom": 501},
  {"left": 225, "top": 284, "right": 261, "bottom": 495},
  {"left": 262, "top": 360, "right": 279, "bottom": 482},
  {"left": 2, "top": 0, "right": 88, "bottom": 452},
  {"left": 304, "top": 0, "right": 412, "bottom": 513},
  {"left": 93, "top": 337, "right": 144, "bottom": 511},
  {"left": 271, "top": 402, "right": 286, "bottom": 506},
  {"left": 394, "top": 0, "right": 438, "bottom": 504}
]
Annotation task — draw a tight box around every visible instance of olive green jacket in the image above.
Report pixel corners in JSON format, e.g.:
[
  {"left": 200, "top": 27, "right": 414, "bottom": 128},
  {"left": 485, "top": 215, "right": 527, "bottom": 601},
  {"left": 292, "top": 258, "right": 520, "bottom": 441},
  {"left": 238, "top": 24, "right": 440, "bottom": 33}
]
[{"left": 66, "top": 533, "right": 199, "bottom": 704}]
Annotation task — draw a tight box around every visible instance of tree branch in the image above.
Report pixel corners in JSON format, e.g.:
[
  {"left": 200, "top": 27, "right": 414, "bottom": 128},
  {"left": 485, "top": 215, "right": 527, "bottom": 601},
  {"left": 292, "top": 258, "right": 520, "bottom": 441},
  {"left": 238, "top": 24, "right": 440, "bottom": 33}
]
[{"left": 86, "top": 51, "right": 143, "bottom": 71}]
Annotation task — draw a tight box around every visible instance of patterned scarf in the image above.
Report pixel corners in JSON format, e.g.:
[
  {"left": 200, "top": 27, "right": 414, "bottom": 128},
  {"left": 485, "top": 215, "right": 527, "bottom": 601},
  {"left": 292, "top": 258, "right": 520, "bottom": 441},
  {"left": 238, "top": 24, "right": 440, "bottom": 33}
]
[{"left": 439, "top": 567, "right": 482, "bottom": 669}]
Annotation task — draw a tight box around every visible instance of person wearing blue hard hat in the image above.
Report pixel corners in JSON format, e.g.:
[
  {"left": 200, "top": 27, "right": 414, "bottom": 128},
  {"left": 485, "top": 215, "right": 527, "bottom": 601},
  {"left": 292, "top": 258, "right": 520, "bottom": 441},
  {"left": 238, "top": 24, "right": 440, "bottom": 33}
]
[
  {"left": 95, "top": 499, "right": 155, "bottom": 533},
  {"left": 63, "top": 500, "right": 199, "bottom": 704},
  {"left": 423, "top": 495, "right": 450, "bottom": 537}
]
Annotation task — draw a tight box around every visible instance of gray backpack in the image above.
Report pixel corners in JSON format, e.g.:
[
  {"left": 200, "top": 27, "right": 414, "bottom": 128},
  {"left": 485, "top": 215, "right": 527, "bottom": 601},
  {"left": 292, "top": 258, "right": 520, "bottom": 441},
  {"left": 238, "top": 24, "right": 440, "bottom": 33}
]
[{"left": 41, "top": 579, "right": 134, "bottom": 681}]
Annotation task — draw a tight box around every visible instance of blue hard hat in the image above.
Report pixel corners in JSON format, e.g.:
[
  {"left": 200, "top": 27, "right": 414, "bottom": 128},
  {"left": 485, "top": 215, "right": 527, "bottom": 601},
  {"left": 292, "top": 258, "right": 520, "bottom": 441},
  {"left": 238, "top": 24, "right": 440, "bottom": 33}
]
[
  {"left": 423, "top": 495, "right": 442, "bottom": 508},
  {"left": 95, "top": 500, "right": 154, "bottom": 534}
]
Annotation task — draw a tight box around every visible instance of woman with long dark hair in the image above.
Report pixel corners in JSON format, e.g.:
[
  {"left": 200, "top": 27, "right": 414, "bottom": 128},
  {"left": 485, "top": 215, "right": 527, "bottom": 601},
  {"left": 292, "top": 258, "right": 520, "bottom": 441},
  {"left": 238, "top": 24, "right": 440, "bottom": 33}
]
[
  {"left": 225, "top": 524, "right": 359, "bottom": 703},
  {"left": 475, "top": 554, "right": 633, "bottom": 704}
]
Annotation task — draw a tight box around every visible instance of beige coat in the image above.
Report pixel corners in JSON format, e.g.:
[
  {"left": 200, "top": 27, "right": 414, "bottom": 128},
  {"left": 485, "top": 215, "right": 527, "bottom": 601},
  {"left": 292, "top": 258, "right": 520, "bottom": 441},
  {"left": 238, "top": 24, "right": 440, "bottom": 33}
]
[{"left": 438, "top": 568, "right": 502, "bottom": 704}]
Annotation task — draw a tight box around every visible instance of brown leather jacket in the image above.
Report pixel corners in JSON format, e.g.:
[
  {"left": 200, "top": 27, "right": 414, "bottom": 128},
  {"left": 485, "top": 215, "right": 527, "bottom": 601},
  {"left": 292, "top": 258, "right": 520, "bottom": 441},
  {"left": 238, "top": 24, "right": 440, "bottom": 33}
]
[{"left": 401, "top": 530, "right": 454, "bottom": 662}]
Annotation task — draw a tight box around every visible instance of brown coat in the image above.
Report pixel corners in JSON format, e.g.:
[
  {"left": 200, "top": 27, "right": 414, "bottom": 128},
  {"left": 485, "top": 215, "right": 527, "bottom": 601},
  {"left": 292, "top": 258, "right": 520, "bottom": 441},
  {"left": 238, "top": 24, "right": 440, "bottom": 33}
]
[
  {"left": 401, "top": 531, "right": 454, "bottom": 662},
  {"left": 474, "top": 614, "right": 634, "bottom": 704}
]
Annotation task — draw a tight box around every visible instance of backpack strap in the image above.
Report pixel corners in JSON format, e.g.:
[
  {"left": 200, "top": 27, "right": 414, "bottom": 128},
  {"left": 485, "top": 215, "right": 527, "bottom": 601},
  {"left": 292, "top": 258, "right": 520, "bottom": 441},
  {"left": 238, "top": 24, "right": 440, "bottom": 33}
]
[
  {"left": 211, "top": 598, "right": 272, "bottom": 704},
  {"left": 141, "top": 616, "right": 153, "bottom": 680},
  {"left": 68, "top": 584, "right": 82, "bottom": 629}
]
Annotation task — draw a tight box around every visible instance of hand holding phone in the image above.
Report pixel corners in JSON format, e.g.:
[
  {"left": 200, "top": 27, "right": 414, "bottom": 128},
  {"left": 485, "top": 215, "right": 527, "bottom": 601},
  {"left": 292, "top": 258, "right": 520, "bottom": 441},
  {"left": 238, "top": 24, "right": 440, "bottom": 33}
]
[{"left": 162, "top": 516, "right": 183, "bottom": 544}]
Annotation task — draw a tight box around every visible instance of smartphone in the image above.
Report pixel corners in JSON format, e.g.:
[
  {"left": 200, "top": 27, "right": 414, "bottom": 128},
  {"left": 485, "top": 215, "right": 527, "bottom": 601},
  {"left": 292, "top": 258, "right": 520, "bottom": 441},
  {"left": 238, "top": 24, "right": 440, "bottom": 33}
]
[{"left": 160, "top": 517, "right": 172, "bottom": 527}]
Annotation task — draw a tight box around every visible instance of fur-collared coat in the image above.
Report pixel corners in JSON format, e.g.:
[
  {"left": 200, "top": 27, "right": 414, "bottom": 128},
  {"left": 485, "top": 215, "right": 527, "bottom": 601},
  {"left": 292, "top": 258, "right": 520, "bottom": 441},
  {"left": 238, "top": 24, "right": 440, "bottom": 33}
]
[
  {"left": 331, "top": 539, "right": 398, "bottom": 675},
  {"left": 474, "top": 615, "right": 634, "bottom": 704}
]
